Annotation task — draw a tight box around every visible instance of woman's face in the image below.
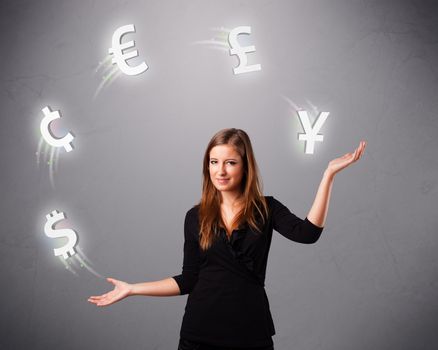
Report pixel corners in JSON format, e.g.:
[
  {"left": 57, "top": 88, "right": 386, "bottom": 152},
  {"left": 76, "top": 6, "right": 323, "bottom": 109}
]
[{"left": 209, "top": 144, "right": 244, "bottom": 195}]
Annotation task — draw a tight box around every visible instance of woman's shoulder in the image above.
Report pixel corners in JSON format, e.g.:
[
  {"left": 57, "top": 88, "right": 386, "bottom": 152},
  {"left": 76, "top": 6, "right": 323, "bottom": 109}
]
[
  {"left": 186, "top": 203, "right": 200, "bottom": 218},
  {"left": 262, "top": 195, "right": 284, "bottom": 212},
  {"left": 263, "top": 195, "right": 275, "bottom": 206}
]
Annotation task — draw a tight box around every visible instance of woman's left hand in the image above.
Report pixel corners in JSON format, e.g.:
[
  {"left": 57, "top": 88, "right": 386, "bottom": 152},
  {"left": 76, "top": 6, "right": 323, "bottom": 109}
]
[{"left": 326, "top": 140, "right": 367, "bottom": 177}]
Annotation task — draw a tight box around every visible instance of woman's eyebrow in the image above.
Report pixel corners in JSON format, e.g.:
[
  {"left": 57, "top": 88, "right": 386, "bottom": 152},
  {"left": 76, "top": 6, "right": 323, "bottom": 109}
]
[{"left": 210, "top": 158, "right": 238, "bottom": 161}]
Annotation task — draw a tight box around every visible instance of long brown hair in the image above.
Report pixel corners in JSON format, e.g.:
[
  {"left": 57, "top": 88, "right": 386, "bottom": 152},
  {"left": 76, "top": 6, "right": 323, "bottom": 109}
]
[{"left": 196, "top": 128, "right": 269, "bottom": 251}]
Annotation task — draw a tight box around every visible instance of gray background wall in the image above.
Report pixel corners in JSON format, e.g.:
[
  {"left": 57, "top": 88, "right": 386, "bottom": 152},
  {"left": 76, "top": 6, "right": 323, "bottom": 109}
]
[{"left": 1, "top": 0, "right": 438, "bottom": 349}]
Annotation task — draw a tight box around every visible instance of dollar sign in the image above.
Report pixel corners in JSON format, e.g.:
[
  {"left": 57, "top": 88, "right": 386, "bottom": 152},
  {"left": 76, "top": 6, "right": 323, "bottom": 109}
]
[
  {"left": 44, "top": 210, "right": 78, "bottom": 259},
  {"left": 228, "top": 26, "right": 261, "bottom": 75},
  {"left": 40, "top": 106, "right": 74, "bottom": 152},
  {"left": 108, "top": 24, "right": 148, "bottom": 76}
]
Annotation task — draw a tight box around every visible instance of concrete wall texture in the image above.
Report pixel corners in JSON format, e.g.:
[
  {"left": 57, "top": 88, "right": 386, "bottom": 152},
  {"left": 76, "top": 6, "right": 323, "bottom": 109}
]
[{"left": 1, "top": 0, "right": 437, "bottom": 349}]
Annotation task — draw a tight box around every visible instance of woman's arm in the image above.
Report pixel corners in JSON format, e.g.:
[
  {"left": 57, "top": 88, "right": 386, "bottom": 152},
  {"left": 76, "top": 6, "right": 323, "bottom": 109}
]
[
  {"left": 306, "top": 140, "right": 367, "bottom": 228},
  {"left": 128, "top": 207, "right": 200, "bottom": 298},
  {"left": 88, "top": 276, "right": 182, "bottom": 306},
  {"left": 306, "top": 170, "right": 334, "bottom": 228},
  {"left": 129, "top": 277, "right": 181, "bottom": 297},
  {"left": 88, "top": 209, "right": 199, "bottom": 306},
  {"left": 128, "top": 207, "right": 201, "bottom": 297}
]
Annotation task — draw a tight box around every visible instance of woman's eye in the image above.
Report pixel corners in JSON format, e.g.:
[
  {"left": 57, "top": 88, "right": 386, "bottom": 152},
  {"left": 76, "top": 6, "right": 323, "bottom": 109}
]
[{"left": 210, "top": 160, "right": 236, "bottom": 165}]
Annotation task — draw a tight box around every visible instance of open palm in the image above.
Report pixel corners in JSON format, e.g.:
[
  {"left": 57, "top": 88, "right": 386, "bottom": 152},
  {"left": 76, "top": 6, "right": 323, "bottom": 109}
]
[
  {"left": 327, "top": 140, "right": 367, "bottom": 176},
  {"left": 87, "top": 277, "right": 132, "bottom": 307}
]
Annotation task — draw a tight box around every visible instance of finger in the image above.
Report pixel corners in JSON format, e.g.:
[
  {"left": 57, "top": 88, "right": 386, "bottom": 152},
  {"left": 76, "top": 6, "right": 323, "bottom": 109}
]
[
  {"left": 107, "top": 277, "right": 117, "bottom": 284},
  {"left": 354, "top": 148, "right": 360, "bottom": 161},
  {"left": 354, "top": 143, "right": 363, "bottom": 161},
  {"left": 96, "top": 297, "right": 110, "bottom": 306},
  {"left": 92, "top": 292, "right": 108, "bottom": 299},
  {"left": 350, "top": 149, "right": 358, "bottom": 162},
  {"left": 89, "top": 293, "right": 108, "bottom": 301},
  {"left": 358, "top": 143, "right": 365, "bottom": 158},
  {"left": 97, "top": 300, "right": 112, "bottom": 307},
  {"left": 358, "top": 141, "right": 366, "bottom": 158}
]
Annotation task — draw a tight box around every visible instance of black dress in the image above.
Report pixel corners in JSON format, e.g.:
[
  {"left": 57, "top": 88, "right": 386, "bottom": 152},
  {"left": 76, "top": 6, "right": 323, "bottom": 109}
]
[{"left": 172, "top": 195, "right": 324, "bottom": 349}]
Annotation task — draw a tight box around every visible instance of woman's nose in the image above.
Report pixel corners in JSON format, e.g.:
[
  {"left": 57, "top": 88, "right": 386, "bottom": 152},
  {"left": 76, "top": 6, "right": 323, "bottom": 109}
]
[{"left": 219, "top": 163, "right": 226, "bottom": 174}]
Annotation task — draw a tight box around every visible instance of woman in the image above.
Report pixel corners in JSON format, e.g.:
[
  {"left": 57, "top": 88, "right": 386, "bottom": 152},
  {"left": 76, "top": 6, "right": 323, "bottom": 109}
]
[{"left": 88, "top": 128, "right": 366, "bottom": 349}]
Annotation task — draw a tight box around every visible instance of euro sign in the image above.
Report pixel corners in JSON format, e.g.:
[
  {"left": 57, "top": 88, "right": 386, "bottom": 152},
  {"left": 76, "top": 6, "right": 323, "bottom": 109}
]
[
  {"left": 44, "top": 210, "right": 78, "bottom": 259},
  {"left": 297, "top": 110, "right": 329, "bottom": 154},
  {"left": 228, "top": 26, "right": 261, "bottom": 75},
  {"left": 40, "top": 106, "right": 74, "bottom": 152},
  {"left": 108, "top": 24, "right": 148, "bottom": 76}
]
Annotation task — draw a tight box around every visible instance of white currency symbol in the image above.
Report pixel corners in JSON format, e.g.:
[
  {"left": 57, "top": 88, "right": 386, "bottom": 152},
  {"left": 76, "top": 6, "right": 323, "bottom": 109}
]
[
  {"left": 108, "top": 24, "right": 148, "bottom": 76},
  {"left": 228, "top": 26, "right": 261, "bottom": 75},
  {"left": 40, "top": 106, "right": 74, "bottom": 152},
  {"left": 44, "top": 210, "right": 78, "bottom": 259},
  {"left": 297, "top": 110, "right": 329, "bottom": 154}
]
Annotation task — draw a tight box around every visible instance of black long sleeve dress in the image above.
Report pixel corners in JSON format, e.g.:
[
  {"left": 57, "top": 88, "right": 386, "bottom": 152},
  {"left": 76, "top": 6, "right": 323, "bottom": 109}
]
[{"left": 172, "top": 195, "right": 324, "bottom": 348}]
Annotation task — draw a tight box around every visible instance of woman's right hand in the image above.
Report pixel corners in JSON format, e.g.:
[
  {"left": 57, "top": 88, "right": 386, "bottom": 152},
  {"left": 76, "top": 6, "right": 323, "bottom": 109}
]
[{"left": 87, "top": 277, "right": 132, "bottom": 307}]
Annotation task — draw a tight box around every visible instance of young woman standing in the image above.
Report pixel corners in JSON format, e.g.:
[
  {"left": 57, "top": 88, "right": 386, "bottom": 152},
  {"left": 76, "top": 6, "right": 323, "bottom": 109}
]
[{"left": 88, "top": 128, "right": 366, "bottom": 350}]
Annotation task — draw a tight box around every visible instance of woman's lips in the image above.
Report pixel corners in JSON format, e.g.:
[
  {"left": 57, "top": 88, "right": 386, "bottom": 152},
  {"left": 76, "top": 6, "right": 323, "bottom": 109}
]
[{"left": 217, "top": 178, "right": 229, "bottom": 184}]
